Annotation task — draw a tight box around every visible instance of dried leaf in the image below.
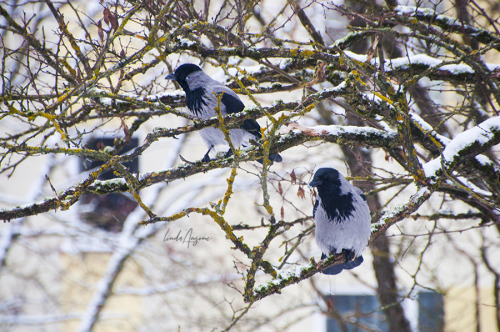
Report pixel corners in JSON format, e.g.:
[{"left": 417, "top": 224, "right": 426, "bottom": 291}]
[
  {"left": 97, "top": 20, "right": 104, "bottom": 42},
  {"left": 290, "top": 170, "right": 296, "bottom": 184},
  {"left": 103, "top": 8, "right": 118, "bottom": 31},
  {"left": 280, "top": 206, "right": 284, "bottom": 220},
  {"left": 121, "top": 118, "right": 130, "bottom": 140},
  {"left": 103, "top": 8, "right": 111, "bottom": 26},
  {"left": 297, "top": 186, "right": 305, "bottom": 199},
  {"left": 110, "top": 14, "right": 118, "bottom": 31},
  {"left": 278, "top": 182, "right": 283, "bottom": 195}
]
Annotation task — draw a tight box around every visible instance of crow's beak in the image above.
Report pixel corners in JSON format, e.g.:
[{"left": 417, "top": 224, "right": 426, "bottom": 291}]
[
  {"left": 308, "top": 179, "right": 321, "bottom": 188},
  {"left": 165, "top": 73, "right": 176, "bottom": 80}
]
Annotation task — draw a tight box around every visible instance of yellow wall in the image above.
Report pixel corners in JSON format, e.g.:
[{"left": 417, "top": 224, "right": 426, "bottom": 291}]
[
  {"left": 445, "top": 287, "right": 498, "bottom": 332},
  {"left": 60, "top": 252, "right": 143, "bottom": 331}
]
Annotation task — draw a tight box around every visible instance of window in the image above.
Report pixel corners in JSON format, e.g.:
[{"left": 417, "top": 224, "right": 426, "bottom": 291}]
[
  {"left": 326, "top": 291, "right": 444, "bottom": 332},
  {"left": 79, "top": 137, "right": 139, "bottom": 232}
]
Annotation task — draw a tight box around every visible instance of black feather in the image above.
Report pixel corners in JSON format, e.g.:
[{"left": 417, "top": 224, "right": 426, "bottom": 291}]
[
  {"left": 168, "top": 63, "right": 203, "bottom": 99},
  {"left": 186, "top": 87, "right": 207, "bottom": 116},
  {"left": 313, "top": 199, "right": 319, "bottom": 219},
  {"left": 174, "top": 64, "right": 202, "bottom": 84},
  {"left": 343, "top": 255, "right": 364, "bottom": 270},
  {"left": 242, "top": 119, "right": 262, "bottom": 139},
  {"left": 320, "top": 250, "right": 363, "bottom": 275},
  {"left": 320, "top": 253, "right": 342, "bottom": 275},
  {"left": 320, "top": 190, "right": 354, "bottom": 222},
  {"left": 311, "top": 168, "right": 355, "bottom": 222},
  {"left": 220, "top": 91, "right": 282, "bottom": 163},
  {"left": 220, "top": 93, "right": 261, "bottom": 138},
  {"left": 221, "top": 92, "right": 244, "bottom": 114}
]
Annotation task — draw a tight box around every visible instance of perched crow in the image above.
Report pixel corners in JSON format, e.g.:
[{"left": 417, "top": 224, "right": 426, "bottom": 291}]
[
  {"left": 309, "top": 167, "right": 371, "bottom": 275},
  {"left": 166, "top": 63, "right": 282, "bottom": 163}
]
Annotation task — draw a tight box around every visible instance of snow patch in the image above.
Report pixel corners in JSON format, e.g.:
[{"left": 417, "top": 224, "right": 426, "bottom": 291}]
[
  {"left": 442, "top": 116, "right": 500, "bottom": 161},
  {"left": 254, "top": 265, "right": 307, "bottom": 293},
  {"left": 424, "top": 116, "right": 500, "bottom": 178}
]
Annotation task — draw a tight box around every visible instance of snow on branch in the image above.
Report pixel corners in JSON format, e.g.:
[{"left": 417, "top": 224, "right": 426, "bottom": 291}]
[
  {"left": 424, "top": 116, "right": 500, "bottom": 179},
  {"left": 394, "top": 5, "right": 500, "bottom": 50}
]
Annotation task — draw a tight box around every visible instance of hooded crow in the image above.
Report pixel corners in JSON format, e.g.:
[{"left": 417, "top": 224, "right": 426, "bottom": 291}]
[
  {"left": 309, "top": 167, "right": 371, "bottom": 275},
  {"left": 166, "top": 63, "right": 282, "bottom": 163}
]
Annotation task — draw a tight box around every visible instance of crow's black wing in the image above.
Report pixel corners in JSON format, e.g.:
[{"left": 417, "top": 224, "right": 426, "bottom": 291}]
[
  {"left": 313, "top": 199, "right": 319, "bottom": 219},
  {"left": 186, "top": 87, "right": 206, "bottom": 116},
  {"left": 220, "top": 91, "right": 244, "bottom": 114},
  {"left": 221, "top": 92, "right": 262, "bottom": 139}
]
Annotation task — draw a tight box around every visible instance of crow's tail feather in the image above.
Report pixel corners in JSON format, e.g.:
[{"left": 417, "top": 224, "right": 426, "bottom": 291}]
[
  {"left": 320, "top": 253, "right": 364, "bottom": 275},
  {"left": 257, "top": 153, "right": 282, "bottom": 164},
  {"left": 323, "top": 264, "right": 346, "bottom": 275},
  {"left": 344, "top": 255, "right": 364, "bottom": 270}
]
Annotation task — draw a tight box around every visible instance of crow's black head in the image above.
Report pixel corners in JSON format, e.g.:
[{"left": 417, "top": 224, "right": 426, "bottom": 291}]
[
  {"left": 309, "top": 167, "right": 341, "bottom": 189},
  {"left": 165, "top": 63, "right": 202, "bottom": 91}
]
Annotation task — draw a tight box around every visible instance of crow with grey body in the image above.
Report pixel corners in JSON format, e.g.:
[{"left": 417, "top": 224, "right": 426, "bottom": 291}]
[
  {"left": 166, "top": 64, "right": 282, "bottom": 163},
  {"left": 309, "top": 168, "right": 371, "bottom": 275}
]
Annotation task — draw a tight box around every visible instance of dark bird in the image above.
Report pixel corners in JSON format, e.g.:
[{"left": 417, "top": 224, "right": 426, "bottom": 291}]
[
  {"left": 309, "top": 167, "right": 371, "bottom": 275},
  {"left": 166, "top": 63, "right": 282, "bottom": 163}
]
